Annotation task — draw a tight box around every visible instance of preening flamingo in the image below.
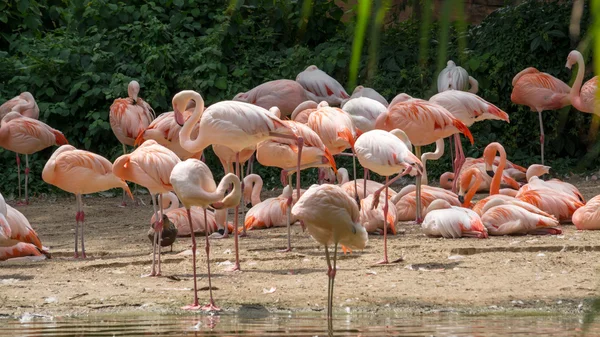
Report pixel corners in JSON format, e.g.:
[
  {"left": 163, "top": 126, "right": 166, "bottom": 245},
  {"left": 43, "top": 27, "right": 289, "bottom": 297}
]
[
  {"left": 566, "top": 50, "right": 598, "bottom": 115},
  {"left": 375, "top": 94, "right": 473, "bottom": 222},
  {"left": 457, "top": 165, "right": 520, "bottom": 207},
  {"left": 440, "top": 156, "right": 527, "bottom": 189},
  {"left": 233, "top": 79, "right": 317, "bottom": 117},
  {"left": 355, "top": 129, "right": 422, "bottom": 264},
  {"left": 42, "top": 145, "right": 132, "bottom": 258},
  {"left": 479, "top": 197, "right": 561, "bottom": 235},
  {"left": 290, "top": 101, "right": 318, "bottom": 124},
  {"left": 296, "top": 65, "right": 349, "bottom": 106},
  {"left": 520, "top": 164, "right": 585, "bottom": 203},
  {"left": 170, "top": 159, "right": 241, "bottom": 311},
  {"left": 421, "top": 199, "right": 487, "bottom": 239},
  {"left": 572, "top": 195, "right": 600, "bottom": 230},
  {"left": 344, "top": 85, "right": 388, "bottom": 107},
  {"left": 0, "top": 92, "right": 40, "bottom": 203},
  {"left": 173, "top": 90, "right": 306, "bottom": 270},
  {"left": 511, "top": 67, "right": 571, "bottom": 164},
  {"left": 0, "top": 192, "right": 48, "bottom": 260},
  {"left": 112, "top": 140, "right": 181, "bottom": 275},
  {"left": 341, "top": 97, "right": 387, "bottom": 133},
  {"left": 391, "top": 184, "right": 460, "bottom": 222},
  {"left": 437, "top": 60, "right": 479, "bottom": 94},
  {"left": 291, "top": 184, "right": 368, "bottom": 319},
  {"left": 0, "top": 112, "right": 68, "bottom": 205}
]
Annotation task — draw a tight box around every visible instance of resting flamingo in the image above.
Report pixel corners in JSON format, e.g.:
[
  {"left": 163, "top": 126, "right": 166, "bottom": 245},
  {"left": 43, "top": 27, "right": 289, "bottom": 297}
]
[
  {"left": 440, "top": 156, "right": 527, "bottom": 189},
  {"left": 457, "top": 166, "right": 520, "bottom": 208},
  {"left": 291, "top": 184, "right": 368, "bottom": 319},
  {"left": 291, "top": 101, "right": 318, "bottom": 124},
  {"left": 173, "top": 90, "right": 305, "bottom": 271},
  {"left": 0, "top": 112, "right": 68, "bottom": 205},
  {"left": 566, "top": 50, "right": 598, "bottom": 115},
  {"left": 0, "top": 204, "right": 45, "bottom": 261},
  {"left": 520, "top": 164, "right": 584, "bottom": 203},
  {"left": 392, "top": 184, "right": 461, "bottom": 222},
  {"left": 170, "top": 159, "right": 241, "bottom": 311},
  {"left": 112, "top": 140, "right": 181, "bottom": 275},
  {"left": 511, "top": 67, "right": 571, "bottom": 164},
  {"left": 479, "top": 197, "right": 561, "bottom": 235},
  {"left": 0, "top": 192, "right": 48, "bottom": 260},
  {"left": 42, "top": 145, "right": 132, "bottom": 258},
  {"left": 296, "top": 65, "right": 349, "bottom": 106},
  {"left": 421, "top": 200, "right": 487, "bottom": 238},
  {"left": 359, "top": 193, "right": 397, "bottom": 235},
  {"left": 0, "top": 92, "right": 40, "bottom": 203},
  {"left": 233, "top": 79, "right": 317, "bottom": 117},
  {"left": 344, "top": 85, "right": 389, "bottom": 107},
  {"left": 572, "top": 195, "right": 600, "bottom": 230},
  {"left": 375, "top": 94, "right": 473, "bottom": 222},
  {"left": 517, "top": 189, "right": 583, "bottom": 223},
  {"left": 336, "top": 168, "right": 397, "bottom": 200},
  {"left": 355, "top": 129, "right": 422, "bottom": 264},
  {"left": 437, "top": 60, "right": 479, "bottom": 94}
]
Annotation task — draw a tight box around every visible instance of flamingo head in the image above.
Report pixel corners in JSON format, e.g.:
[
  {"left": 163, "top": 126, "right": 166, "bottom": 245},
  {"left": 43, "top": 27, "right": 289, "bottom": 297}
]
[
  {"left": 483, "top": 142, "right": 503, "bottom": 177},
  {"left": 233, "top": 92, "right": 248, "bottom": 102},
  {"left": 172, "top": 91, "right": 197, "bottom": 127},
  {"left": 565, "top": 50, "right": 582, "bottom": 69},
  {"left": 128, "top": 80, "right": 140, "bottom": 101}
]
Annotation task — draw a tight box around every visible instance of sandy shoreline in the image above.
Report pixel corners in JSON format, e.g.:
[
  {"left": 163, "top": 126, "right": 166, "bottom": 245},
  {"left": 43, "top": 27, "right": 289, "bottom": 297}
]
[{"left": 1, "top": 179, "right": 599, "bottom": 319}]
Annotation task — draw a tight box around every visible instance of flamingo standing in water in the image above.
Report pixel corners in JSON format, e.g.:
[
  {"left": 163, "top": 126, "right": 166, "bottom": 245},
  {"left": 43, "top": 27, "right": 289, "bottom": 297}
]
[
  {"left": 511, "top": 67, "right": 571, "bottom": 164},
  {"left": 0, "top": 92, "right": 40, "bottom": 203},
  {"left": 173, "top": 90, "right": 305, "bottom": 271},
  {"left": 566, "top": 50, "right": 598, "bottom": 115},
  {"left": 355, "top": 129, "right": 422, "bottom": 264},
  {"left": 437, "top": 60, "right": 479, "bottom": 94},
  {"left": 170, "top": 159, "right": 241, "bottom": 311},
  {"left": 233, "top": 79, "right": 318, "bottom": 117},
  {"left": 296, "top": 65, "right": 349, "bottom": 106},
  {"left": 110, "top": 80, "right": 155, "bottom": 205},
  {"left": 42, "top": 145, "right": 132, "bottom": 258},
  {"left": 421, "top": 200, "right": 487, "bottom": 238},
  {"left": 291, "top": 184, "right": 368, "bottom": 319},
  {"left": 0, "top": 112, "right": 68, "bottom": 205},
  {"left": 112, "top": 140, "right": 181, "bottom": 275},
  {"left": 375, "top": 94, "right": 473, "bottom": 222}
]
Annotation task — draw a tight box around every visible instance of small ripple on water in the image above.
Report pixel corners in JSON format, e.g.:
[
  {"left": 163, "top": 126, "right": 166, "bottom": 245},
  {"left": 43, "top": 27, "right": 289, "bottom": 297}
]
[{"left": 1, "top": 313, "right": 597, "bottom": 336}]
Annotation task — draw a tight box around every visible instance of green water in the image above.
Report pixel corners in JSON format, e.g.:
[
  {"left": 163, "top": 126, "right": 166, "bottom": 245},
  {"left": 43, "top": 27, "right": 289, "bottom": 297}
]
[{"left": 1, "top": 312, "right": 597, "bottom": 336}]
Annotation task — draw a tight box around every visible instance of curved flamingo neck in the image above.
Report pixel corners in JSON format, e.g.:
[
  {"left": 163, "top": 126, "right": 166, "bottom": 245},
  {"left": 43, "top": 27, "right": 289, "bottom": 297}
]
[
  {"left": 461, "top": 169, "right": 482, "bottom": 207},
  {"left": 216, "top": 173, "right": 242, "bottom": 209},
  {"left": 487, "top": 144, "right": 505, "bottom": 195},
  {"left": 570, "top": 52, "right": 585, "bottom": 109},
  {"left": 179, "top": 92, "right": 207, "bottom": 153},
  {"left": 243, "top": 174, "right": 263, "bottom": 205},
  {"left": 163, "top": 192, "right": 181, "bottom": 213},
  {"left": 420, "top": 139, "right": 444, "bottom": 185}
]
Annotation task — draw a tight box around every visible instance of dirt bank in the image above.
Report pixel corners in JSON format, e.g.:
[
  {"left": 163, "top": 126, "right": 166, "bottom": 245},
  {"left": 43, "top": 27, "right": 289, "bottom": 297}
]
[{"left": 1, "top": 179, "right": 599, "bottom": 318}]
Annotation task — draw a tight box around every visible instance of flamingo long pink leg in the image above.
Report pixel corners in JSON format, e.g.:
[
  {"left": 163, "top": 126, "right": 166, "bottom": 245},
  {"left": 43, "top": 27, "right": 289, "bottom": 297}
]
[
  {"left": 239, "top": 163, "right": 248, "bottom": 238},
  {"left": 538, "top": 111, "right": 545, "bottom": 165},
  {"left": 231, "top": 153, "right": 241, "bottom": 272},
  {"left": 146, "top": 194, "right": 160, "bottom": 277},
  {"left": 415, "top": 146, "right": 423, "bottom": 224},
  {"left": 156, "top": 193, "right": 164, "bottom": 276},
  {"left": 376, "top": 177, "right": 390, "bottom": 264},
  {"left": 15, "top": 154, "right": 23, "bottom": 206},
  {"left": 121, "top": 144, "right": 128, "bottom": 207},
  {"left": 452, "top": 134, "right": 465, "bottom": 193},
  {"left": 77, "top": 194, "right": 87, "bottom": 258},
  {"left": 182, "top": 208, "right": 201, "bottom": 310},
  {"left": 279, "top": 174, "right": 294, "bottom": 253},
  {"left": 24, "top": 154, "right": 30, "bottom": 205},
  {"left": 363, "top": 168, "right": 369, "bottom": 199},
  {"left": 201, "top": 207, "right": 220, "bottom": 311},
  {"left": 74, "top": 193, "right": 80, "bottom": 258}
]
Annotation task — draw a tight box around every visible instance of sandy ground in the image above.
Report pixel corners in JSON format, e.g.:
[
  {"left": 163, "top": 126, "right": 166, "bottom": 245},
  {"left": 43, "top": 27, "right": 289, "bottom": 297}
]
[{"left": 1, "top": 178, "right": 600, "bottom": 318}]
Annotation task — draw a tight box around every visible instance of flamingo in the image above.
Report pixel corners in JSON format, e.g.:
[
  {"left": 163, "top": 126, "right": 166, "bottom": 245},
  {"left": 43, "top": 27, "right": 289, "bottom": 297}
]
[
  {"left": 375, "top": 94, "right": 474, "bottom": 222},
  {"left": 110, "top": 80, "right": 155, "bottom": 205},
  {"left": 516, "top": 189, "right": 583, "bottom": 223},
  {"left": 42, "top": 145, "right": 132, "bottom": 258},
  {"left": 112, "top": 140, "right": 181, "bottom": 275},
  {"left": 233, "top": 79, "right": 318, "bottom": 117},
  {"left": 296, "top": 65, "right": 349, "bottom": 106},
  {"left": 0, "top": 92, "right": 40, "bottom": 203},
  {"left": 173, "top": 90, "right": 305, "bottom": 271},
  {"left": 355, "top": 129, "right": 422, "bottom": 264},
  {"left": 340, "top": 97, "right": 387, "bottom": 133},
  {"left": 440, "top": 156, "right": 527, "bottom": 189},
  {"left": 422, "top": 199, "right": 487, "bottom": 238},
  {"left": 479, "top": 197, "right": 561, "bottom": 235},
  {"left": 437, "top": 60, "right": 479, "bottom": 94},
  {"left": 457, "top": 166, "right": 521, "bottom": 207},
  {"left": 572, "top": 195, "right": 600, "bottom": 230},
  {"left": 291, "top": 101, "right": 318, "bottom": 124},
  {"left": 511, "top": 67, "right": 571, "bottom": 164},
  {"left": 566, "top": 50, "right": 598, "bottom": 114},
  {"left": 520, "top": 164, "right": 585, "bottom": 203},
  {"left": 336, "top": 168, "right": 397, "bottom": 200},
  {"left": 344, "top": 85, "right": 388, "bottom": 107},
  {"left": 291, "top": 184, "right": 368, "bottom": 319},
  {"left": 359, "top": 193, "right": 397, "bottom": 235},
  {"left": 256, "top": 118, "right": 336, "bottom": 251},
  {"left": 0, "top": 192, "right": 48, "bottom": 260},
  {"left": 170, "top": 158, "right": 241, "bottom": 311},
  {"left": 0, "top": 112, "right": 68, "bottom": 205},
  {"left": 391, "top": 184, "right": 461, "bottom": 222}
]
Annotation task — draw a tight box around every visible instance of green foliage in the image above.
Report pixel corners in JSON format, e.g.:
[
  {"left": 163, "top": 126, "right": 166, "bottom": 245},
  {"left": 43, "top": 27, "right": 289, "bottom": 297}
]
[{"left": 0, "top": 0, "right": 593, "bottom": 197}]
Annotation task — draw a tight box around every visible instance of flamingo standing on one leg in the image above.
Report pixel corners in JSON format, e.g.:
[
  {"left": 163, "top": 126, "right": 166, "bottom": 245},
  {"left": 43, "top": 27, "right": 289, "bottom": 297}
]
[
  {"left": 0, "top": 92, "right": 40, "bottom": 204},
  {"left": 233, "top": 79, "right": 318, "bottom": 117},
  {"left": 437, "top": 60, "right": 479, "bottom": 94},
  {"left": 42, "top": 145, "right": 132, "bottom": 258},
  {"left": 173, "top": 90, "right": 305, "bottom": 271},
  {"left": 112, "top": 140, "right": 181, "bottom": 275},
  {"left": 511, "top": 67, "right": 571, "bottom": 164},
  {"left": 291, "top": 184, "right": 368, "bottom": 319},
  {"left": 170, "top": 159, "right": 241, "bottom": 311},
  {"left": 110, "top": 80, "right": 156, "bottom": 205},
  {"left": 355, "top": 129, "right": 422, "bottom": 264},
  {"left": 296, "top": 65, "right": 349, "bottom": 106},
  {"left": 566, "top": 50, "right": 598, "bottom": 115},
  {"left": 0, "top": 112, "right": 68, "bottom": 205}
]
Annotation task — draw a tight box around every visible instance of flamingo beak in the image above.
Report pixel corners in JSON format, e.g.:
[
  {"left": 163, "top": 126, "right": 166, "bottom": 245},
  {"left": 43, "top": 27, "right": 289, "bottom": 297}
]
[
  {"left": 174, "top": 105, "right": 185, "bottom": 127},
  {"left": 486, "top": 170, "right": 495, "bottom": 178},
  {"left": 458, "top": 195, "right": 465, "bottom": 204}
]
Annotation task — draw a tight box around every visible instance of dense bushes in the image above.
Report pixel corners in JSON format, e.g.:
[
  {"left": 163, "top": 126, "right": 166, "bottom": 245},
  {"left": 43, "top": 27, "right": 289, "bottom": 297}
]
[{"left": 0, "top": 0, "right": 592, "bottom": 197}]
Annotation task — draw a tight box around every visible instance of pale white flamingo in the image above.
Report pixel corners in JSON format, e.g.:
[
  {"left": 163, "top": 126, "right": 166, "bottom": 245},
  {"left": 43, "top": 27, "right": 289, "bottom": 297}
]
[
  {"left": 296, "top": 65, "right": 349, "bottom": 106},
  {"left": 344, "top": 85, "right": 388, "bottom": 107},
  {"left": 233, "top": 79, "right": 318, "bottom": 117},
  {"left": 479, "top": 197, "right": 561, "bottom": 235},
  {"left": 422, "top": 199, "right": 487, "bottom": 238},
  {"left": 391, "top": 184, "right": 460, "bottom": 222},
  {"left": 341, "top": 97, "right": 387, "bottom": 133},
  {"left": 291, "top": 101, "right": 318, "bottom": 124},
  {"left": 437, "top": 60, "right": 479, "bottom": 93}
]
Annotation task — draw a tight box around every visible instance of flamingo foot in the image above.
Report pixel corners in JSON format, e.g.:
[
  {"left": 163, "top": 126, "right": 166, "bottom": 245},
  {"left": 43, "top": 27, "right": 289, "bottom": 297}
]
[
  {"left": 375, "top": 259, "right": 389, "bottom": 265},
  {"left": 201, "top": 302, "right": 221, "bottom": 312},
  {"left": 119, "top": 201, "right": 127, "bottom": 207},
  {"left": 73, "top": 253, "right": 79, "bottom": 258},
  {"left": 227, "top": 264, "right": 241, "bottom": 272},
  {"left": 278, "top": 247, "right": 292, "bottom": 253},
  {"left": 181, "top": 304, "right": 202, "bottom": 311},
  {"left": 141, "top": 272, "right": 158, "bottom": 278},
  {"left": 239, "top": 231, "right": 248, "bottom": 238},
  {"left": 415, "top": 217, "right": 423, "bottom": 225}
]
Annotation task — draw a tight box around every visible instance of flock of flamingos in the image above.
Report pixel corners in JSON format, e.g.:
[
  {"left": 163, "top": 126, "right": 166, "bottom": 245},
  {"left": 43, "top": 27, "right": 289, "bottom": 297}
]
[{"left": 0, "top": 48, "right": 599, "bottom": 317}]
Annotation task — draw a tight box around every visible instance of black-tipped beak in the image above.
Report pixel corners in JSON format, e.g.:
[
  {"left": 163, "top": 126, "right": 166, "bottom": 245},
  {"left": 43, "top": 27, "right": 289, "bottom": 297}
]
[
  {"left": 174, "top": 106, "right": 185, "bottom": 127},
  {"left": 458, "top": 195, "right": 464, "bottom": 204},
  {"left": 486, "top": 170, "right": 495, "bottom": 178}
]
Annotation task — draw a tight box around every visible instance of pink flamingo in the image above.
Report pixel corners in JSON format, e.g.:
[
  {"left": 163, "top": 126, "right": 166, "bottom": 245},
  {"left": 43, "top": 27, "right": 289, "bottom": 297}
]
[
  {"left": 0, "top": 112, "right": 68, "bottom": 205},
  {"left": 572, "top": 195, "right": 600, "bottom": 230},
  {"left": 345, "top": 85, "right": 388, "bottom": 107},
  {"left": 0, "top": 192, "right": 48, "bottom": 260},
  {"left": 437, "top": 60, "right": 479, "bottom": 94},
  {"left": 336, "top": 167, "right": 397, "bottom": 200},
  {"left": 517, "top": 189, "right": 583, "bottom": 223},
  {"left": 479, "top": 197, "right": 561, "bottom": 235},
  {"left": 375, "top": 94, "right": 473, "bottom": 222},
  {"left": 113, "top": 140, "right": 181, "bottom": 275},
  {"left": 42, "top": 145, "right": 132, "bottom": 258},
  {"left": 355, "top": 129, "right": 422, "bottom": 264},
  {"left": 291, "top": 184, "right": 368, "bottom": 319},
  {"left": 173, "top": 91, "right": 305, "bottom": 271},
  {"left": 233, "top": 79, "right": 318, "bottom": 117},
  {"left": 566, "top": 50, "right": 598, "bottom": 114},
  {"left": 421, "top": 199, "right": 487, "bottom": 238},
  {"left": 359, "top": 193, "right": 397, "bottom": 235},
  {"left": 341, "top": 97, "right": 387, "bottom": 133},
  {"left": 511, "top": 68, "right": 571, "bottom": 164},
  {"left": 296, "top": 65, "right": 349, "bottom": 106},
  {"left": 520, "top": 164, "right": 584, "bottom": 203},
  {"left": 391, "top": 184, "right": 461, "bottom": 222},
  {"left": 170, "top": 158, "right": 241, "bottom": 311},
  {"left": 457, "top": 166, "right": 520, "bottom": 208},
  {"left": 440, "top": 156, "right": 527, "bottom": 189},
  {"left": 291, "top": 101, "right": 319, "bottom": 124}
]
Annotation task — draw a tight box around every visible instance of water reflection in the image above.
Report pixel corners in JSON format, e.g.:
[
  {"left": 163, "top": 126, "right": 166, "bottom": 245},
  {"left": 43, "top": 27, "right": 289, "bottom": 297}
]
[{"left": 1, "top": 312, "right": 596, "bottom": 336}]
